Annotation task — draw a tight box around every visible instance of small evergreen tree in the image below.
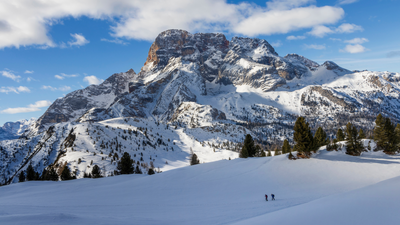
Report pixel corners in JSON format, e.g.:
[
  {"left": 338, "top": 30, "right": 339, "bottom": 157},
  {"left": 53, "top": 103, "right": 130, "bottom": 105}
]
[
  {"left": 314, "top": 127, "right": 329, "bottom": 149},
  {"left": 260, "top": 151, "right": 266, "bottom": 157},
  {"left": 267, "top": 150, "right": 272, "bottom": 157},
  {"left": 345, "top": 122, "right": 363, "bottom": 156},
  {"left": 293, "top": 117, "right": 314, "bottom": 158},
  {"left": 190, "top": 153, "right": 200, "bottom": 165},
  {"left": 241, "top": 134, "right": 256, "bottom": 157},
  {"left": 282, "top": 139, "right": 291, "bottom": 154},
  {"left": 118, "top": 152, "right": 134, "bottom": 174},
  {"left": 358, "top": 128, "right": 366, "bottom": 139},
  {"left": 91, "top": 165, "right": 102, "bottom": 178},
  {"left": 60, "top": 165, "right": 73, "bottom": 181},
  {"left": 336, "top": 128, "right": 345, "bottom": 141},
  {"left": 48, "top": 167, "right": 59, "bottom": 181},
  {"left": 274, "top": 147, "right": 281, "bottom": 156},
  {"left": 18, "top": 171, "right": 25, "bottom": 182},
  {"left": 239, "top": 145, "right": 249, "bottom": 158},
  {"left": 373, "top": 113, "right": 385, "bottom": 149},
  {"left": 148, "top": 168, "right": 155, "bottom": 175},
  {"left": 255, "top": 145, "right": 263, "bottom": 157},
  {"left": 26, "top": 164, "right": 36, "bottom": 181},
  {"left": 135, "top": 165, "right": 142, "bottom": 174}
]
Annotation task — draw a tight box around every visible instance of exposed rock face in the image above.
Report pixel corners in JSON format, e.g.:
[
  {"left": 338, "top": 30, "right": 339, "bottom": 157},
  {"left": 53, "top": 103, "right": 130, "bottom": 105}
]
[
  {"left": 171, "top": 102, "right": 227, "bottom": 128},
  {"left": 35, "top": 69, "right": 136, "bottom": 128},
  {"left": 284, "top": 53, "right": 319, "bottom": 70},
  {"left": 321, "top": 61, "right": 352, "bottom": 75}
]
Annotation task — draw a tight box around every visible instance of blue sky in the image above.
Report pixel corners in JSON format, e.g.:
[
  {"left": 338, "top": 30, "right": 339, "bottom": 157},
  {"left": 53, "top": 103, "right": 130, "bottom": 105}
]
[{"left": 0, "top": 0, "right": 399, "bottom": 125}]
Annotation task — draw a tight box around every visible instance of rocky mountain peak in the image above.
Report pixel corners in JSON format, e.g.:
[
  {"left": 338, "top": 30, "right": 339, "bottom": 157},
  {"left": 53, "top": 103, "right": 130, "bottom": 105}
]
[
  {"left": 144, "top": 29, "right": 229, "bottom": 68},
  {"left": 322, "top": 61, "right": 352, "bottom": 75},
  {"left": 230, "top": 37, "right": 278, "bottom": 56},
  {"left": 284, "top": 53, "right": 319, "bottom": 70}
]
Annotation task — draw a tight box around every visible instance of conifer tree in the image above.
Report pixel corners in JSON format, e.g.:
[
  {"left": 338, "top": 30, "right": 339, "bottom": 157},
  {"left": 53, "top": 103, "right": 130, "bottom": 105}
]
[
  {"left": 358, "top": 128, "right": 366, "bottom": 139},
  {"left": 118, "top": 152, "right": 134, "bottom": 174},
  {"left": 336, "top": 128, "right": 345, "bottom": 141},
  {"left": 282, "top": 139, "right": 291, "bottom": 154},
  {"left": 26, "top": 164, "right": 36, "bottom": 181},
  {"left": 135, "top": 165, "right": 142, "bottom": 174},
  {"left": 255, "top": 145, "right": 262, "bottom": 157},
  {"left": 274, "top": 148, "right": 281, "bottom": 156},
  {"left": 18, "top": 171, "right": 25, "bottom": 182},
  {"left": 48, "top": 167, "right": 59, "bottom": 181},
  {"left": 91, "top": 165, "right": 102, "bottom": 178},
  {"left": 190, "top": 153, "right": 200, "bottom": 165},
  {"left": 260, "top": 150, "right": 266, "bottom": 157},
  {"left": 241, "top": 134, "right": 256, "bottom": 157},
  {"left": 60, "top": 165, "right": 73, "bottom": 180},
  {"left": 314, "top": 127, "right": 329, "bottom": 149},
  {"left": 345, "top": 122, "right": 363, "bottom": 156},
  {"left": 267, "top": 150, "right": 272, "bottom": 157},
  {"left": 374, "top": 114, "right": 385, "bottom": 149},
  {"left": 293, "top": 117, "right": 314, "bottom": 158},
  {"left": 148, "top": 168, "right": 155, "bottom": 175}
]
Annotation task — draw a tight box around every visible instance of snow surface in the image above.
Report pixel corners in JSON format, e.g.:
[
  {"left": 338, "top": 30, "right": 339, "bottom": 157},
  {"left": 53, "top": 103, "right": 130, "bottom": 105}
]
[{"left": 1, "top": 147, "right": 400, "bottom": 225}]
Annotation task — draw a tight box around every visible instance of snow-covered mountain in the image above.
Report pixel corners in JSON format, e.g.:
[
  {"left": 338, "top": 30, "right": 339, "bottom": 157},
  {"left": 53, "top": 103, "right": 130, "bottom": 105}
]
[
  {"left": 0, "top": 119, "right": 35, "bottom": 141},
  {"left": 1, "top": 29, "right": 400, "bottom": 185}
]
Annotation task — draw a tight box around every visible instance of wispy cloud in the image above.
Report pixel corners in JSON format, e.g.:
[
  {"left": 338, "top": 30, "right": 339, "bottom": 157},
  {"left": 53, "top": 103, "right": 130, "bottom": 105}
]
[
  {"left": 41, "top": 85, "right": 71, "bottom": 91},
  {"left": 83, "top": 75, "right": 104, "bottom": 85},
  {"left": 68, "top": 33, "right": 89, "bottom": 47},
  {"left": 54, "top": 73, "right": 79, "bottom": 80},
  {"left": 287, "top": 35, "right": 306, "bottom": 40},
  {"left": 1, "top": 100, "right": 52, "bottom": 114},
  {"left": 304, "top": 44, "right": 326, "bottom": 50},
  {"left": 101, "top": 38, "right": 128, "bottom": 45},
  {"left": 1, "top": 70, "right": 21, "bottom": 82},
  {"left": 271, "top": 40, "right": 282, "bottom": 47},
  {"left": 308, "top": 23, "right": 363, "bottom": 37},
  {"left": 338, "top": 0, "right": 358, "bottom": 5},
  {"left": 340, "top": 44, "right": 368, "bottom": 53},
  {"left": 24, "top": 70, "right": 34, "bottom": 74},
  {"left": 0, "top": 86, "right": 30, "bottom": 94}
]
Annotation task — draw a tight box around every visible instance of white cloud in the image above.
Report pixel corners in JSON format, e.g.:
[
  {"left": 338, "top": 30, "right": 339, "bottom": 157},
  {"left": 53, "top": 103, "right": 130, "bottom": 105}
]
[
  {"left": 0, "top": 0, "right": 346, "bottom": 48},
  {"left": 287, "top": 35, "right": 306, "bottom": 40},
  {"left": 304, "top": 44, "right": 326, "bottom": 50},
  {"left": 340, "top": 44, "right": 367, "bottom": 53},
  {"left": 344, "top": 38, "right": 368, "bottom": 44},
  {"left": 28, "top": 100, "right": 52, "bottom": 108},
  {"left": 101, "top": 38, "right": 128, "bottom": 45},
  {"left": 84, "top": 76, "right": 104, "bottom": 85},
  {"left": 338, "top": 0, "right": 358, "bottom": 5},
  {"left": 336, "top": 23, "right": 363, "bottom": 33},
  {"left": 329, "top": 38, "right": 342, "bottom": 41},
  {"left": 55, "top": 73, "right": 79, "bottom": 80},
  {"left": 270, "top": 40, "right": 282, "bottom": 47},
  {"left": 41, "top": 85, "right": 71, "bottom": 91},
  {"left": 1, "top": 100, "right": 52, "bottom": 114},
  {"left": 55, "top": 75, "right": 64, "bottom": 80},
  {"left": 68, "top": 33, "right": 89, "bottom": 47},
  {"left": 0, "top": 86, "right": 30, "bottom": 94},
  {"left": 308, "top": 25, "right": 334, "bottom": 37},
  {"left": 1, "top": 70, "right": 21, "bottom": 82},
  {"left": 308, "top": 23, "right": 363, "bottom": 37},
  {"left": 24, "top": 70, "right": 34, "bottom": 74}
]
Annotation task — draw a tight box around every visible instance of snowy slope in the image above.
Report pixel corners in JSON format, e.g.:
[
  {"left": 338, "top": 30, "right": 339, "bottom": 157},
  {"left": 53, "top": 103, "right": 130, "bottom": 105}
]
[
  {"left": 0, "top": 147, "right": 400, "bottom": 224},
  {"left": 0, "top": 118, "right": 35, "bottom": 141}
]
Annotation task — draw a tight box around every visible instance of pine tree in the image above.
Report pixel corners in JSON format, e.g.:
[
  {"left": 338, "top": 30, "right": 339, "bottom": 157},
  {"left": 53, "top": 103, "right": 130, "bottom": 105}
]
[
  {"left": 241, "top": 134, "right": 256, "bottom": 157},
  {"left": 374, "top": 113, "right": 385, "bottom": 149},
  {"left": 260, "top": 151, "right": 266, "bottom": 157},
  {"left": 293, "top": 117, "right": 314, "bottom": 158},
  {"left": 190, "top": 153, "right": 200, "bottom": 165},
  {"left": 48, "top": 167, "right": 59, "bottom": 181},
  {"left": 336, "top": 128, "right": 345, "bottom": 141},
  {"left": 148, "top": 168, "right": 155, "bottom": 175},
  {"left": 239, "top": 145, "right": 249, "bottom": 158},
  {"left": 26, "top": 164, "right": 36, "bottom": 181},
  {"left": 282, "top": 139, "right": 291, "bottom": 154},
  {"left": 18, "top": 171, "right": 25, "bottom": 182},
  {"left": 91, "top": 165, "right": 102, "bottom": 178},
  {"left": 382, "top": 117, "right": 398, "bottom": 153},
  {"left": 358, "top": 128, "right": 366, "bottom": 139},
  {"left": 267, "top": 150, "right": 272, "bottom": 157},
  {"left": 118, "top": 152, "right": 134, "bottom": 174},
  {"left": 345, "top": 122, "right": 363, "bottom": 156},
  {"left": 135, "top": 165, "right": 142, "bottom": 174},
  {"left": 60, "top": 165, "right": 73, "bottom": 181},
  {"left": 314, "top": 127, "right": 329, "bottom": 149},
  {"left": 255, "top": 145, "right": 262, "bottom": 157}
]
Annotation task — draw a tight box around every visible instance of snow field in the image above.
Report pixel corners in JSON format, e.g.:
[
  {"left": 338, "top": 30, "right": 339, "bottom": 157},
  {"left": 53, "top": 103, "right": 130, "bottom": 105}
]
[{"left": 1, "top": 146, "right": 400, "bottom": 224}]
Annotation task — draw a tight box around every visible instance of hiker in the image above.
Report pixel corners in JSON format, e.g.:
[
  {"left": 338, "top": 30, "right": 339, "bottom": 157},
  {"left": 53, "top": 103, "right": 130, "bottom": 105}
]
[
  {"left": 271, "top": 194, "right": 275, "bottom": 200},
  {"left": 265, "top": 194, "right": 268, "bottom": 201}
]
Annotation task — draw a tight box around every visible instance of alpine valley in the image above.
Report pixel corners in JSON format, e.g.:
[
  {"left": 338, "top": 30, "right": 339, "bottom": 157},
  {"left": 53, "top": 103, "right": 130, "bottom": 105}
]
[{"left": 1, "top": 29, "right": 400, "bottom": 185}]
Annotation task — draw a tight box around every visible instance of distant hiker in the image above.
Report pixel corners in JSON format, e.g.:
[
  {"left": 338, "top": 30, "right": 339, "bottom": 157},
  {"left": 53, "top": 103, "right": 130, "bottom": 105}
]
[
  {"left": 265, "top": 194, "right": 268, "bottom": 201},
  {"left": 271, "top": 194, "right": 275, "bottom": 201}
]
